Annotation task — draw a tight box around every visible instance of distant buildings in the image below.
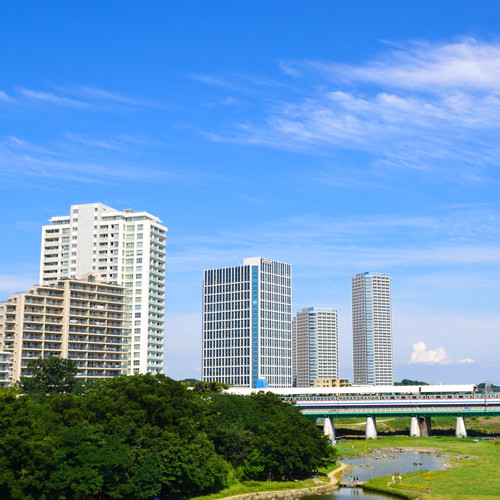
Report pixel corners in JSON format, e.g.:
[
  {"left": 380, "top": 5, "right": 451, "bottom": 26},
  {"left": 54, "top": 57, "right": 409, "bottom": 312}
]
[
  {"left": 39, "top": 203, "right": 167, "bottom": 375},
  {"left": 292, "top": 307, "right": 338, "bottom": 387},
  {"left": 202, "top": 257, "right": 292, "bottom": 388},
  {"left": 313, "top": 377, "right": 350, "bottom": 388},
  {"left": 0, "top": 274, "right": 127, "bottom": 384},
  {"left": 352, "top": 272, "right": 393, "bottom": 385}
]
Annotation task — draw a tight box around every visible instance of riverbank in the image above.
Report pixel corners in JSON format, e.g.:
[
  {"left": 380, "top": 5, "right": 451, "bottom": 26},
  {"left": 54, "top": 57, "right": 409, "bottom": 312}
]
[
  {"left": 190, "top": 462, "right": 352, "bottom": 500},
  {"left": 344, "top": 436, "right": 500, "bottom": 499}
]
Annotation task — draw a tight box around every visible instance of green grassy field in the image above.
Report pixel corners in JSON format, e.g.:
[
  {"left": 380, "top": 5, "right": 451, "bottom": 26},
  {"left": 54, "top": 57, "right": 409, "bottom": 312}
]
[{"left": 345, "top": 436, "right": 500, "bottom": 499}]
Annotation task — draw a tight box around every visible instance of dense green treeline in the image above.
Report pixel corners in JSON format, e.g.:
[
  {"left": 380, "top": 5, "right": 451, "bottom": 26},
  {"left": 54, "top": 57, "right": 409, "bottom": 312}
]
[{"left": 0, "top": 375, "right": 334, "bottom": 499}]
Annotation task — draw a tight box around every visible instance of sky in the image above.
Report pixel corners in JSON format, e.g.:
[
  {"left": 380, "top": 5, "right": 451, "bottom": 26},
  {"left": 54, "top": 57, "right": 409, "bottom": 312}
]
[{"left": 1, "top": 1, "right": 499, "bottom": 385}]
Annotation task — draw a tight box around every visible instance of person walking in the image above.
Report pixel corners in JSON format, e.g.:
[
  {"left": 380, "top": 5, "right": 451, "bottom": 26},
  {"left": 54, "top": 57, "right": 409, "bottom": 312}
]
[{"left": 398, "top": 475, "right": 402, "bottom": 484}]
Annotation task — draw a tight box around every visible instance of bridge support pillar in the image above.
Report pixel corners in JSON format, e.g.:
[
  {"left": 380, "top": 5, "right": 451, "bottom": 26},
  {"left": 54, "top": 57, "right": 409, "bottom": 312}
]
[
  {"left": 410, "top": 416, "right": 421, "bottom": 437},
  {"left": 323, "top": 417, "right": 336, "bottom": 442},
  {"left": 418, "top": 416, "right": 432, "bottom": 436},
  {"left": 455, "top": 416, "right": 467, "bottom": 438},
  {"left": 366, "top": 416, "right": 377, "bottom": 439}
]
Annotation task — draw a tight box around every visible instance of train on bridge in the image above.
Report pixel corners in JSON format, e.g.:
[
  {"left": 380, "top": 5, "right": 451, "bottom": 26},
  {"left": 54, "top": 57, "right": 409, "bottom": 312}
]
[{"left": 282, "top": 385, "right": 500, "bottom": 408}]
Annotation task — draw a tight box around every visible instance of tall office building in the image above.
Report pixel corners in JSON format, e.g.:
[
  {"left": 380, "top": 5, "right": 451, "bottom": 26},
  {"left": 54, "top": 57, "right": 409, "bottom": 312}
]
[
  {"left": 0, "top": 274, "right": 127, "bottom": 384},
  {"left": 352, "top": 272, "right": 393, "bottom": 386},
  {"left": 292, "top": 307, "right": 338, "bottom": 387},
  {"left": 39, "top": 203, "right": 167, "bottom": 374},
  {"left": 202, "top": 257, "right": 292, "bottom": 388}
]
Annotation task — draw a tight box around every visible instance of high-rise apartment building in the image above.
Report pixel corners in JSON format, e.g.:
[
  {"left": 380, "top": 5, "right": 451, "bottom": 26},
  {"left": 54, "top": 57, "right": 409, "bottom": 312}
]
[
  {"left": 292, "top": 307, "right": 339, "bottom": 387},
  {"left": 202, "top": 257, "right": 292, "bottom": 388},
  {"left": 0, "top": 275, "right": 127, "bottom": 384},
  {"left": 352, "top": 272, "right": 393, "bottom": 386},
  {"left": 39, "top": 203, "right": 167, "bottom": 374},
  {"left": 0, "top": 352, "right": 11, "bottom": 388}
]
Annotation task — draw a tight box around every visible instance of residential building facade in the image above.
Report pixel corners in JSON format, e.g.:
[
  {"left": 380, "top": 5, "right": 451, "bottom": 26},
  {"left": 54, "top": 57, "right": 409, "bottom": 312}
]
[
  {"left": 0, "top": 351, "right": 11, "bottom": 388},
  {"left": 352, "top": 272, "right": 393, "bottom": 386},
  {"left": 202, "top": 257, "right": 292, "bottom": 388},
  {"left": 0, "top": 274, "right": 127, "bottom": 384},
  {"left": 39, "top": 203, "right": 166, "bottom": 374},
  {"left": 292, "top": 307, "right": 339, "bottom": 387}
]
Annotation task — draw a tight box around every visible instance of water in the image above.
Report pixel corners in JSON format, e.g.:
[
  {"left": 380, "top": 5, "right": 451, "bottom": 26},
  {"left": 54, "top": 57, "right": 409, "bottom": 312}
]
[
  {"left": 341, "top": 452, "right": 445, "bottom": 482},
  {"left": 298, "top": 452, "right": 445, "bottom": 499},
  {"left": 305, "top": 489, "right": 391, "bottom": 499}
]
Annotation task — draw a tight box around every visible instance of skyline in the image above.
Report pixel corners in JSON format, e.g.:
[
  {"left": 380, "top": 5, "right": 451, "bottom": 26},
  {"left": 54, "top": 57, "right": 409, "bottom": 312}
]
[{"left": 1, "top": 1, "right": 499, "bottom": 384}]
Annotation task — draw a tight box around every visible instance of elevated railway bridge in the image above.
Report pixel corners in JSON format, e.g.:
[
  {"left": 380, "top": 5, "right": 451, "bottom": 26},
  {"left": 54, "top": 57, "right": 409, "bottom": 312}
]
[{"left": 227, "top": 384, "right": 500, "bottom": 441}]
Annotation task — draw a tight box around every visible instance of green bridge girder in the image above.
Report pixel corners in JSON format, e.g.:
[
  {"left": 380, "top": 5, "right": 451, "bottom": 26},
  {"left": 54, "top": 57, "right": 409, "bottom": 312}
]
[{"left": 301, "top": 409, "right": 500, "bottom": 418}]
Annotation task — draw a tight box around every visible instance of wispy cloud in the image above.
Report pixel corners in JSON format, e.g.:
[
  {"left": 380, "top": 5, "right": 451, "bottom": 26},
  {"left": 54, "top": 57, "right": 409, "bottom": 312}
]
[
  {"left": 207, "top": 38, "right": 500, "bottom": 183},
  {"left": 189, "top": 74, "right": 246, "bottom": 92},
  {"left": 2, "top": 85, "right": 163, "bottom": 111},
  {"left": 17, "top": 88, "right": 88, "bottom": 108},
  {"left": 0, "top": 90, "right": 14, "bottom": 102},
  {"left": 307, "top": 38, "right": 500, "bottom": 91},
  {"left": 0, "top": 135, "right": 209, "bottom": 187}
]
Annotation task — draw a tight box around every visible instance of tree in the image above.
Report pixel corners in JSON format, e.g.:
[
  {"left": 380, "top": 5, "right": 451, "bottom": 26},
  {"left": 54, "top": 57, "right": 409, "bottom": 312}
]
[
  {"left": 20, "top": 356, "right": 77, "bottom": 394},
  {"left": 394, "top": 379, "right": 429, "bottom": 386}
]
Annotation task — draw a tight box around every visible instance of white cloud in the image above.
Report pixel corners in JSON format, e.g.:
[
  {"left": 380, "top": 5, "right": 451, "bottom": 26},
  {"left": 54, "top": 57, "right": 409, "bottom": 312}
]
[
  {"left": 410, "top": 342, "right": 449, "bottom": 364},
  {"left": 410, "top": 341, "right": 475, "bottom": 365},
  {"left": 311, "top": 38, "right": 500, "bottom": 91}
]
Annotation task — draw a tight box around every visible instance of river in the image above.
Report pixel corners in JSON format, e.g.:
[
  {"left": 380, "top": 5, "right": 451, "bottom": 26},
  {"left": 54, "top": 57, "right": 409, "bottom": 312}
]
[{"left": 299, "top": 451, "right": 446, "bottom": 499}]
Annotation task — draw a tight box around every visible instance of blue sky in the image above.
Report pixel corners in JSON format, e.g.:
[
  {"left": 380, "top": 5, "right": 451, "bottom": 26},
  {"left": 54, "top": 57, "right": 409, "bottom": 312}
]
[{"left": 1, "top": 1, "right": 499, "bottom": 384}]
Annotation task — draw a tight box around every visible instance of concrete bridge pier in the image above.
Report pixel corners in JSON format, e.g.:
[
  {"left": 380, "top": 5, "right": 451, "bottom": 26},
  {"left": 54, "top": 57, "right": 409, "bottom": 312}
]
[
  {"left": 323, "top": 417, "right": 336, "bottom": 442},
  {"left": 455, "top": 416, "right": 467, "bottom": 438},
  {"left": 410, "top": 416, "right": 421, "bottom": 437},
  {"left": 366, "top": 416, "right": 377, "bottom": 439},
  {"left": 418, "top": 416, "right": 432, "bottom": 436}
]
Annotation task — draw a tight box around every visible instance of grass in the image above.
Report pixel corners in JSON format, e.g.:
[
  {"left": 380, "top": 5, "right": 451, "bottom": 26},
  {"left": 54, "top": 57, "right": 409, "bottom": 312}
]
[
  {"left": 188, "top": 462, "right": 340, "bottom": 500},
  {"left": 344, "top": 436, "right": 500, "bottom": 499}
]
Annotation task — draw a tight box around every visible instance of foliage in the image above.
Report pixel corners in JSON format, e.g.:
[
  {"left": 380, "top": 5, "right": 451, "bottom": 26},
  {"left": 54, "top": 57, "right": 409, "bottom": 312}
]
[
  {"left": 191, "top": 380, "right": 229, "bottom": 394},
  {"left": 394, "top": 379, "right": 429, "bottom": 386},
  {"left": 0, "top": 376, "right": 333, "bottom": 499},
  {"left": 206, "top": 391, "right": 335, "bottom": 480},
  {"left": 19, "top": 356, "right": 77, "bottom": 394}
]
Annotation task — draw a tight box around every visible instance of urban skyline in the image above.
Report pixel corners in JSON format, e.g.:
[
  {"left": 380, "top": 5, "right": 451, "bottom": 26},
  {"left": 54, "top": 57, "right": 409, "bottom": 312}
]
[{"left": 1, "top": 2, "right": 499, "bottom": 384}]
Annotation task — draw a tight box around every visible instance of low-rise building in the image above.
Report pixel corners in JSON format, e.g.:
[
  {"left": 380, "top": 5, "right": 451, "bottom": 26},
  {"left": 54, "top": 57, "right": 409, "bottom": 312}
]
[
  {"left": 313, "top": 377, "right": 351, "bottom": 388},
  {"left": 0, "top": 274, "right": 128, "bottom": 385}
]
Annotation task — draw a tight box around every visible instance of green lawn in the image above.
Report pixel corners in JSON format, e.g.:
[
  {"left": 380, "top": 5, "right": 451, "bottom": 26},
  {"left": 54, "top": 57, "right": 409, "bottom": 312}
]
[{"left": 346, "top": 436, "right": 500, "bottom": 499}]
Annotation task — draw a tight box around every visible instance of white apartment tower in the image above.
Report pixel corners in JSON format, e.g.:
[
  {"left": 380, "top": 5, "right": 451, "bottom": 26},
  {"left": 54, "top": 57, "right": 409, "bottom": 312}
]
[
  {"left": 352, "top": 272, "right": 393, "bottom": 385},
  {"left": 202, "top": 257, "right": 292, "bottom": 388},
  {"left": 292, "top": 307, "right": 338, "bottom": 388},
  {"left": 39, "top": 203, "right": 167, "bottom": 375}
]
